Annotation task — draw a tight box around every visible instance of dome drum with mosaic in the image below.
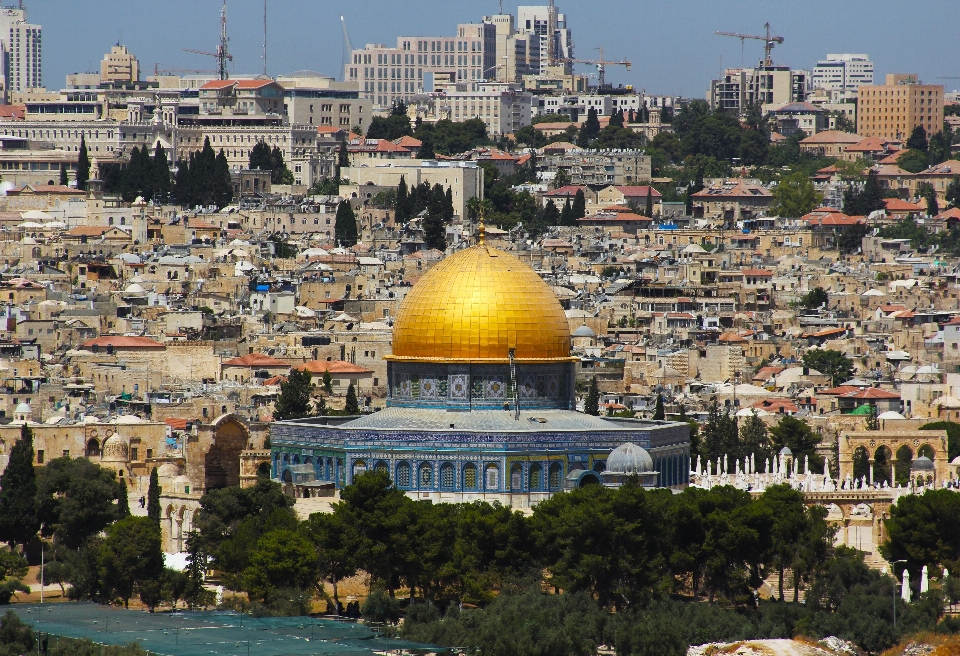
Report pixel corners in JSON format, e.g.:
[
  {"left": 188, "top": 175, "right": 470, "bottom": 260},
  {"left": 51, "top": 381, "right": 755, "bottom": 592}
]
[{"left": 270, "top": 228, "right": 690, "bottom": 505}]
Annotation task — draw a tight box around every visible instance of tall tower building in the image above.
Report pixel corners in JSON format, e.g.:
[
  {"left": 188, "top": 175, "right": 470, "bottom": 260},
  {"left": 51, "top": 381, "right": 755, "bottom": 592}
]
[
  {"left": 0, "top": 6, "right": 41, "bottom": 93},
  {"left": 812, "top": 54, "right": 873, "bottom": 98},
  {"left": 100, "top": 44, "right": 139, "bottom": 85},
  {"left": 517, "top": 5, "right": 574, "bottom": 72}
]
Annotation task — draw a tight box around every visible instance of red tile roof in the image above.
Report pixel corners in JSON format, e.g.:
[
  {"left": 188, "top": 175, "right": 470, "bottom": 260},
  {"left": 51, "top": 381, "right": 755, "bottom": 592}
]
[
  {"left": 842, "top": 387, "right": 900, "bottom": 400},
  {"left": 293, "top": 360, "right": 372, "bottom": 374},
  {"left": 610, "top": 186, "right": 662, "bottom": 198},
  {"left": 883, "top": 198, "right": 924, "bottom": 212},
  {"left": 741, "top": 268, "right": 773, "bottom": 276},
  {"left": 164, "top": 418, "right": 191, "bottom": 430},
  {"left": 223, "top": 353, "right": 287, "bottom": 367},
  {"left": 544, "top": 185, "right": 587, "bottom": 197}
]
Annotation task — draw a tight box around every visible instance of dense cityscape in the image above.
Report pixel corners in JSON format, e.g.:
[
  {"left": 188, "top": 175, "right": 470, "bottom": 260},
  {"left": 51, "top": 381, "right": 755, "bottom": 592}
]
[{"left": 0, "top": 2, "right": 959, "bottom": 655}]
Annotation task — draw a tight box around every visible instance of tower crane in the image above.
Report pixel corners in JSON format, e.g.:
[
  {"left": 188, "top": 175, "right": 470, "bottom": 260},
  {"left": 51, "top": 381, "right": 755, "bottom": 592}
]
[
  {"left": 715, "top": 22, "right": 784, "bottom": 68},
  {"left": 154, "top": 64, "right": 218, "bottom": 76},
  {"left": 184, "top": 0, "right": 232, "bottom": 80},
  {"left": 562, "top": 47, "right": 631, "bottom": 88}
]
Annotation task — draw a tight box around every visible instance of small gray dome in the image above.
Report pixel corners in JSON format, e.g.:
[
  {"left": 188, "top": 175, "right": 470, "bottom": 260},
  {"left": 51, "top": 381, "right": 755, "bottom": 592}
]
[
  {"left": 572, "top": 323, "right": 596, "bottom": 338},
  {"left": 779, "top": 446, "right": 793, "bottom": 456},
  {"left": 607, "top": 442, "right": 654, "bottom": 475},
  {"left": 911, "top": 456, "right": 935, "bottom": 471},
  {"left": 13, "top": 402, "right": 30, "bottom": 415}
]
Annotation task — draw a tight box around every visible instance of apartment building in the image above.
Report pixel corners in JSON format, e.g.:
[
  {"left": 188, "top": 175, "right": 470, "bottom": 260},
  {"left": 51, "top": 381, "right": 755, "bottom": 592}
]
[
  {"left": 856, "top": 74, "right": 944, "bottom": 140},
  {"left": 540, "top": 149, "right": 651, "bottom": 186},
  {"left": 340, "top": 161, "right": 483, "bottom": 220},
  {"left": 100, "top": 45, "right": 139, "bottom": 85},
  {"left": 812, "top": 54, "right": 873, "bottom": 98},
  {"left": 708, "top": 66, "right": 808, "bottom": 113},
  {"left": 517, "top": 5, "right": 574, "bottom": 72},
  {"left": 0, "top": 7, "right": 41, "bottom": 94},
  {"left": 346, "top": 23, "right": 497, "bottom": 110},
  {"left": 280, "top": 85, "right": 369, "bottom": 132},
  {"left": 443, "top": 81, "right": 534, "bottom": 136}
]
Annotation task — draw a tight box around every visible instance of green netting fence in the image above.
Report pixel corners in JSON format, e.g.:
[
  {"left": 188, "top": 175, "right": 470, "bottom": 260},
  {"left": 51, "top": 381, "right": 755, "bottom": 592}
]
[{"left": 11, "top": 603, "right": 441, "bottom": 656}]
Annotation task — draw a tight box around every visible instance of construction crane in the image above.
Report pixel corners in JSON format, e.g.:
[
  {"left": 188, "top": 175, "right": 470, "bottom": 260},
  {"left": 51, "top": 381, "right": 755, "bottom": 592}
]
[
  {"left": 562, "top": 47, "right": 631, "bottom": 88},
  {"left": 715, "top": 22, "right": 784, "bottom": 68},
  {"left": 184, "top": 0, "right": 232, "bottom": 80},
  {"left": 340, "top": 16, "right": 353, "bottom": 82}
]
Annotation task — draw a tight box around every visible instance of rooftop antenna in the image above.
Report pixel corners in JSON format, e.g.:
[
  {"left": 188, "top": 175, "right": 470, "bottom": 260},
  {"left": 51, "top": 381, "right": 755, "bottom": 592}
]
[
  {"left": 183, "top": 0, "right": 232, "bottom": 80},
  {"left": 262, "top": 0, "right": 267, "bottom": 76}
]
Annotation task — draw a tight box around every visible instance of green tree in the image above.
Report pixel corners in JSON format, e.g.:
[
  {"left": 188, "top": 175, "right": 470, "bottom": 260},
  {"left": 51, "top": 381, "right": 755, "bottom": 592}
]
[
  {"left": 798, "top": 287, "right": 829, "bottom": 309},
  {"left": 757, "top": 485, "right": 807, "bottom": 600},
  {"left": 768, "top": 415, "right": 823, "bottom": 471},
  {"left": 881, "top": 489, "right": 960, "bottom": 581},
  {"left": 928, "top": 126, "right": 954, "bottom": 165},
  {"left": 653, "top": 394, "right": 665, "bottom": 420},
  {"left": 584, "top": 377, "right": 600, "bottom": 416},
  {"left": 76, "top": 135, "right": 90, "bottom": 190},
  {"left": 334, "top": 200, "right": 358, "bottom": 246},
  {"left": 946, "top": 176, "right": 960, "bottom": 209},
  {"left": 906, "top": 125, "right": 928, "bottom": 152},
  {"left": 0, "top": 425, "right": 39, "bottom": 550},
  {"left": 147, "top": 467, "right": 161, "bottom": 526},
  {"left": 0, "top": 610, "right": 34, "bottom": 654},
  {"left": 59, "top": 163, "right": 68, "bottom": 186},
  {"left": 362, "top": 585, "right": 401, "bottom": 623},
  {"left": 116, "top": 478, "right": 130, "bottom": 519},
  {"left": 802, "top": 349, "right": 854, "bottom": 387},
  {"left": 572, "top": 189, "right": 586, "bottom": 219},
  {"left": 322, "top": 370, "right": 333, "bottom": 394},
  {"left": 843, "top": 169, "right": 884, "bottom": 216},
  {"left": 0, "top": 548, "right": 29, "bottom": 604},
  {"left": 921, "top": 182, "right": 939, "bottom": 216},
  {"left": 338, "top": 139, "right": 350, "bottom": 169},
  {"left": 701, "top": 399, "right": 740, "bottom": 461},
  {"left": 307, "top": 511, "right": 358, "bottom": 613},
  {"left": 345, "top": 383, "right": 360, "bottom": 415},
  {"left": 183, "top": 530, "right": 212, "bottom": 609},
  {"left": 273, "top": 368, "right": 315, "bottom": 421},
  {"left": 832, "top": 111, "right": 856, "bottom": 133},
  {"left": 645, "top": 186, "right": 654, "bottom": 217},
  {"left": 249, "top": 140, "right": 272, "bottom": 172},
  {"left": 837, "top": 222, "right": 870, "bottom": 255},
  {"left": 553, "top": 168, "right": 571, "bottom": 189},
  {"left": 560, "top": 198, "right": 575, "bottom": 226},
  {"left": 771, "top": 171, "right": 819, "bottom": 218},
  {"left": 152, "top": 142, "right": 171, "bottom": 202},
  {"left": 99, "top": 516, "right": 164, "bottom": 607},
  {"left": 241, "top": 528, "right": 318, "bottom": 603},
  {"left": 897, "top": 149, "right": 929, "bottom": 174},
  {"left": 577, "top": 107, "right": 601, "bottom": 147},
  {"left": 423, "top": 184, "right": 447, "bottom": 251},
  {"left": 212, "top": 149, "right": 233, "bottom": 208},
  {"left": 739, "top": 411, "right": 771, "bottom": 464},
  {"left": 542, "top": 199, "right": 560, "bottom": 226},
  {"left": 36, "top": 457, "right": 122, "bottom": 550}
]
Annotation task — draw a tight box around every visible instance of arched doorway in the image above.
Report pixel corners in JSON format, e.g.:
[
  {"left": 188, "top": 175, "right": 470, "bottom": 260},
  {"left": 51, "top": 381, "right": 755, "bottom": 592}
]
[
  {"left": 852, "top": 446, "right": 870, "bottom": 481},
  {"left": 894, "top": 445, "right": 913, "bottom": 486},
  {"left": 873, "top": 446, "right": 892, "bottom": 485},
  {"left": 204, "top": 415, "right": 250, "bottom": 492}
]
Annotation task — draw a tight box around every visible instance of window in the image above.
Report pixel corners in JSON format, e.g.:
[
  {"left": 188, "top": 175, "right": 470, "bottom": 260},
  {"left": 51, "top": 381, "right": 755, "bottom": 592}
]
[
  {"left": 419, "top": 463, "right": 433, "bottom": 487},
  {"left": 549, "top": 462, "right": 562, "bottom": 489},
  {"left": 510, "top": 464, "right": 523, "bottom": 490},
  {"left": 62, "top": 450, "right": 70, "bottom": 458},
  {"left": 529, "top": 463, "right": 542, "bottom": 490},
  {"left": 440, "top": 462, "right": 455, "bottom": 489},
  {"left": 397, "top": 461, "right": 411, "bottom": 487},
  {"left": 37, "top": 450, "right": 44, "bottom": 464},
  {"left": 463, "top": 463, "right": 477, "bottom": 489},
  {"left": 352, "top": 460, "right": 366, "bottom": 478},
  {"left": 485, "top": 464, "right": 499, "bottom": 490},
  {"left": 146, "top": 448, "right": 153, "bottom": 459},
  {"left": 131, "top": 447, "right": 138, "bottom": 461}
]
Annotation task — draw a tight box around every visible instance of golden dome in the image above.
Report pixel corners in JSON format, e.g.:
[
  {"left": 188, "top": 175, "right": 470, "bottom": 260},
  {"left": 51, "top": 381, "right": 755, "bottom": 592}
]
[{"left": 389, "top": 245, "right": 572, "bottom": 362}]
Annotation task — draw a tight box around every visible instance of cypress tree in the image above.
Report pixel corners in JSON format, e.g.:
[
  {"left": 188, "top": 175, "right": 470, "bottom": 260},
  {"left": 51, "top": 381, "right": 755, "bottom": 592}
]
[
  {"left": 645, "top": 186, "right": 654, "bottom": 217},
  {"left": 572, "top": 189, "right": 586, "bottom": 219},
  {"left": 270, "top": 146, "right": 286, "bottom": 184},
  {"left": 213, "top": 149, "right": 233, "bottom": 208},
  {"left": 653, "top": 394, "right": 665, "bottom": 420},
  {"left": 560, "top": 198, "right": 575, "bottom": 226},
  {"left": 345, "top": 384, "right": 360, "bottom": 415},
  {"left": 274, "top": 368, "right": 315, "bottom": 420},
  {"left": 147, "top": 467, "right": 161, "bottom": 525},
  {"left": 418, "top": 132, "right": 436, "bottom": 159},
  {"left": 0, "top": 424, "right": 40, "bottom": 550},
  {"left": 578, "top": 107, "right": 601, "bottom": 146},
  {"left": 396, "top": 176, "right": 409, "bottom": 223},
  {"left": 609, "top": 109, "right": 624, "bottom": 128},
  {"left": 584, "top": 377, "right": 600, "bottom": 416},
  {"left": 424, "top": 184, "right": 447, "bottom": 251},
  {"left": 59, "top": 163, "right": 68, "bottom": 186},
  {"left": 543, "top": 199, "right": 560, "bottom": 226},
  {"left": 338, "top": 139, "right": 350, "bottom": 169},
  {"left": 335, "top": 200, "right": 358, "bottom": 246},
  {"left": 76, "top": 135, "right": 90, "bottom": 190},
  {"left": 153, "top": 142, "right": 171, "bottom": 202},
  {"left": 249, "top": 140, "right": 272, "bottom": 172},
  {"left": 444, "top": 187, "right": 455, "bottom": 222},
  {"left": 116, "top": 478, "right": 130, "bottom": 518}
]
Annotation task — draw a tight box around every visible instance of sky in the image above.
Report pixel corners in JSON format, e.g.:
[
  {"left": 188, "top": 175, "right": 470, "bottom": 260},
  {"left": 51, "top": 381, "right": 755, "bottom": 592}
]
[{"left": 30, "top": 0, "right": 960, "bottom": 96}]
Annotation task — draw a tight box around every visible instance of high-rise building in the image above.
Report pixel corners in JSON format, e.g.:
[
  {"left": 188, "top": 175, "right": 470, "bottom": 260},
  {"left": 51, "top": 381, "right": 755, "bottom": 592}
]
[
  {"left": 100, "top": 45, "right": 139, "bottom": 85},
  {"left": 856, "top": 74, "right": 944, "bottom": 140},
  {"left": 0, "top": 6, "right": 41, "bottom": 93},
  {"left": 517, "top": 5, "right": 574, "bottom": 71},
  {"left": 708, "top": 65, "right": 807, "bottom": 113},
  {"left": 812, "top": 54, "right": 873, "bottom": 97},
  {"left": 345, "top": 23, "right": 497, "bottom": 110}
]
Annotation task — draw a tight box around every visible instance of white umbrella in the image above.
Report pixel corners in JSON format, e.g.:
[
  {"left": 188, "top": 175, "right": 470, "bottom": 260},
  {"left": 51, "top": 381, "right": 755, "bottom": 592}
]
[
  {"left": 902, "top": 569, "right": 911, "bottom": 602},
  {"left": 921, "top": 565, "right": 929, "bottom": 594}
]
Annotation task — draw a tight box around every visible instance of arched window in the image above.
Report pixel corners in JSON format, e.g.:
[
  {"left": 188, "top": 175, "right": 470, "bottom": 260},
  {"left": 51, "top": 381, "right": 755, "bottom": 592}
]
[
  {"left": 396, "top": 461, "right": 411, "bottom": 487},
  {"left": 548, "top": 462, "right": 562, "bottom": 489},
  {"left": 440, "top": 463, "right": 455, "bottom": 489},
  {"left": 419, "top": 463, "right": 433, "bottom": 488},
  {"left": 529, "top": 463, "right": 543, "bottom": 491},
  {"left": 375, "top": 461, "right": 388, "bottom": 475},
  {"left": 593, "top": 461, "right": 606, "bottom": 473},
  {"left": 485, "top": 464, "right": 499, "bottom": 490},
  {"left": 86, "top": 439, "right": 100, "bottom": 457},
  {"left": 463, "top": 463, "right": 477, "bottom": 489},
  {"left": 352, "top": 459, "right": 366, "bottom": 478},
  {"left": 510, "top": 463, "right": 523, "bottom": 491}
]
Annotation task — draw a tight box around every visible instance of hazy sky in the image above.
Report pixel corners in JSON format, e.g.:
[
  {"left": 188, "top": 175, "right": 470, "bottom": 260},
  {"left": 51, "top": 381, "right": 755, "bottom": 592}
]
[{"left": 31, "top": 0, "right": 960, "bottom": 96}]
